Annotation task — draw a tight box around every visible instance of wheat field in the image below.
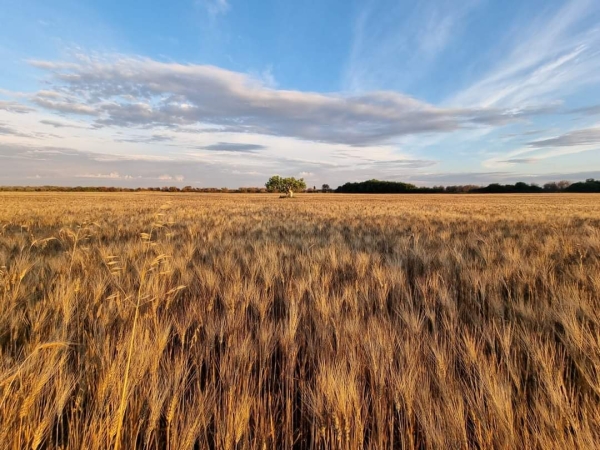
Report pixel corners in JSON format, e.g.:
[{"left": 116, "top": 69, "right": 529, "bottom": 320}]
[{"left": 1, "top": 192, "right": 599, "bottom": 449}]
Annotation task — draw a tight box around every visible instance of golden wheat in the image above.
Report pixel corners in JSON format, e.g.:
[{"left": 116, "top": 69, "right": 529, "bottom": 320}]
[{"left": 0, "top": 192, "right": 599, "bottom": 449}]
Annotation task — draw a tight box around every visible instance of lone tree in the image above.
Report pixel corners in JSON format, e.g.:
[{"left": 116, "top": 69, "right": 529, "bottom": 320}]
[
  {"left": 322, "top": 184, "right": 331, "bottom": 193},
  {"left": 265, "top": 175, "right": 307, "bottom": 198}
]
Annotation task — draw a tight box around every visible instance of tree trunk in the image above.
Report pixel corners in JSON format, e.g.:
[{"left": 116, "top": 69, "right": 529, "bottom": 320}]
[{"left": 279, "top": 188, "right": 294, "bottom": 198}]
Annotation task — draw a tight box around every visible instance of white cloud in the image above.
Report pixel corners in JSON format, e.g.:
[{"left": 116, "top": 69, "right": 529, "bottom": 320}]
[
  {"left": 77, "top": 172, "right": 136, "bottom": 179},
  {"left": 0, "top": 100, "right": 33, "bottom": 114},
  {"left": 158, "top": 174, "right": 185, "bottom": 182},
  {"left": 24, "top": 54, "right": 551, "bottom": 148},
  {"left": 32, "top": 94, "right": 99, "bottom": 116}
]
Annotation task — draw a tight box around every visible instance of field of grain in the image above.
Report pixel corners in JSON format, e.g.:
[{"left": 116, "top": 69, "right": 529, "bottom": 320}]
[{"left": 1, "top": 192, "right": 600, "bottom": 449}]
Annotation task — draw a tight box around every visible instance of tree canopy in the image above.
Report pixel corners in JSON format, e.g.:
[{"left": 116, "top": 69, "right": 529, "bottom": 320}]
[
  {"left": 335, "top": 179, "right": 417, "bottom": 193},
  {"left": 566, "top": 178, "right": 600, "bottom": 192},
  {"left": 265, "top": 176, "right": 307, "bottom": 194}
]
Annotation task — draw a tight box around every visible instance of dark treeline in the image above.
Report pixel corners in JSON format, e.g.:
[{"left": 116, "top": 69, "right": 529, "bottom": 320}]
[
  {"left": 0, "top": 186, "right": 270, "bottom": 193},
  {"left": 336, "top": 178, "right": 600, "bottom": 194},
  {"left": 2, "top": 178, "right": 600, "bottom": 193},
  {"left": 336, "top": 179, "right": 419, "bottom": 193},
  {"left": 566, "top": 178, "right": 600, "bottom": 192}
]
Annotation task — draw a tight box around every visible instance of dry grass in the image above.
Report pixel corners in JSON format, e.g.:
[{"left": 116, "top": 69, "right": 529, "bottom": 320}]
[{"left": 1, "top": 192, "right": 600, "bottom": 449}]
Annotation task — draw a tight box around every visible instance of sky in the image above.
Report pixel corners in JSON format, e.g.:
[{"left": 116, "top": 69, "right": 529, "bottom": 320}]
[{"left": 1, "top": 0, "right": 600, "bottom": 188}]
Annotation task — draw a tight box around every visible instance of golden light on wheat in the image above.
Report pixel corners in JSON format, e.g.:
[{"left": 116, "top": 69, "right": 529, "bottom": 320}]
[{"left": 1, "top": 192, "right": 599, "bottom": 449}]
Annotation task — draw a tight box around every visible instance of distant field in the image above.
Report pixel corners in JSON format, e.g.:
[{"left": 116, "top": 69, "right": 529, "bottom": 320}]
[{"left": 1, "top": 193, "right": 600, "bottom": 449}]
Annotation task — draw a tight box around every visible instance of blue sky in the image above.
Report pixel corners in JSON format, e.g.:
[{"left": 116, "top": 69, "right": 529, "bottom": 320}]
[{"left": 1, "top": 0, "right": 600, "bottom": 187}]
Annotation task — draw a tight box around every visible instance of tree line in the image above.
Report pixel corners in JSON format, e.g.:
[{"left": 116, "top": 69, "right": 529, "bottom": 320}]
[
  {"left": 0, "top": 186, "right": 271, "bottom": 193},
  {"left": 335, "top": 178, "right": 600, "bottom": 194},
  {"left": 1, "top": 178, "right": 599, "bottom": 194}
]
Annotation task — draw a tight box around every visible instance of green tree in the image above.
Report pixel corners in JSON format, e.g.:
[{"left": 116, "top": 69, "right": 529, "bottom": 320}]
[
  {"left": 265, "top": 175, "right": 307, "bottom": 198},
  {"left": 322, "top": 184, "right": 331, "bottom": 192}
]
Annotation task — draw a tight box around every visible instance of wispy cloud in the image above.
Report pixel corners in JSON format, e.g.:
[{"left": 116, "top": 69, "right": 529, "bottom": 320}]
[
  {"left": 0, "top": 100, "right": 33, "bottom": 114},
  {"left": 406, "top": 170, "right": 600, "bottom": 186},
  {"left": 196, "top": 0, "right": 230, "bottom": 17},
  {"left": 0, "top": 143, "right": 211, "bottom": 186},
  {"left": 570, "top": 104, "right": 600, "bottom": 116},
  {"left": 344, "top": 0, "right": 479, "bottom": 93},
  {"left": 40, "top": 119, "right": 87, "bottom": 129},
  {"left": 527, "top": 127, "right": 600, "bottom": 148},
  {"left": 483, "top": 125, "right": 600, "bottom": 168},
  {"left": 115, "top": 134, "right": 174, "bottom": 144},
  {"left": 450, "top": 0, "right": 600, "bottom": 108},
  {"left": 361, "top": 158, "right": 437, "bottom": 169},
  {"left": 0, "top": 122, "right": 31, "bottom": 138},
  {"left": 76, "top": 172, "right": 138, "bottom": 179},
  {"left": 32, "top": 91, "right": 99, "bottom": 116},
  {"left": 158, "top": 174, "right": 185, "bottom": 182},
  {"left": 198, "top": 142, "right": 267, "bottom": 152},
  {"left": 498, "top": 158, "right": 538, "bottom": 165}
]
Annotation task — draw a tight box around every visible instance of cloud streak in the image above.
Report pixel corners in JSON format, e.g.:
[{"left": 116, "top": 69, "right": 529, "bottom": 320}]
[
  {"left": 199, "top": 142, "right": 267, "bottom": 152},
  {"left": 483, "top": 125, "right": 600, "bottom": 168},
  {"left": 344, "top": 0, "right": 479, "bottom": 93},
  {"left": 450, "top": 0, "right": 600, "bottom": 108},
  {"left": 0, "top": 123, "right": 31, "bottom": 138},
  {"left": 527, "top": 127, "right": 600, "bottom": 148},
  {"left": 114, "top": 133, "right": 174, "bottom": 144},
  {"left": 499, "top": 158, "right": 538, "bottom": 164},
  {"left": 0, "top": 100, "right": 33, "bottom": 114},
  {"left": 571, "top": 105, "right": 600, "bottom": 116},
  {"left": 196, "top": 0, "right": 230, "bottom": 17},
  {"left": 39, "top": 119, "right": 87, "bottom": 129},
  {"left": 0, "top": 143, "right": 214, "bottom": 186}
]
